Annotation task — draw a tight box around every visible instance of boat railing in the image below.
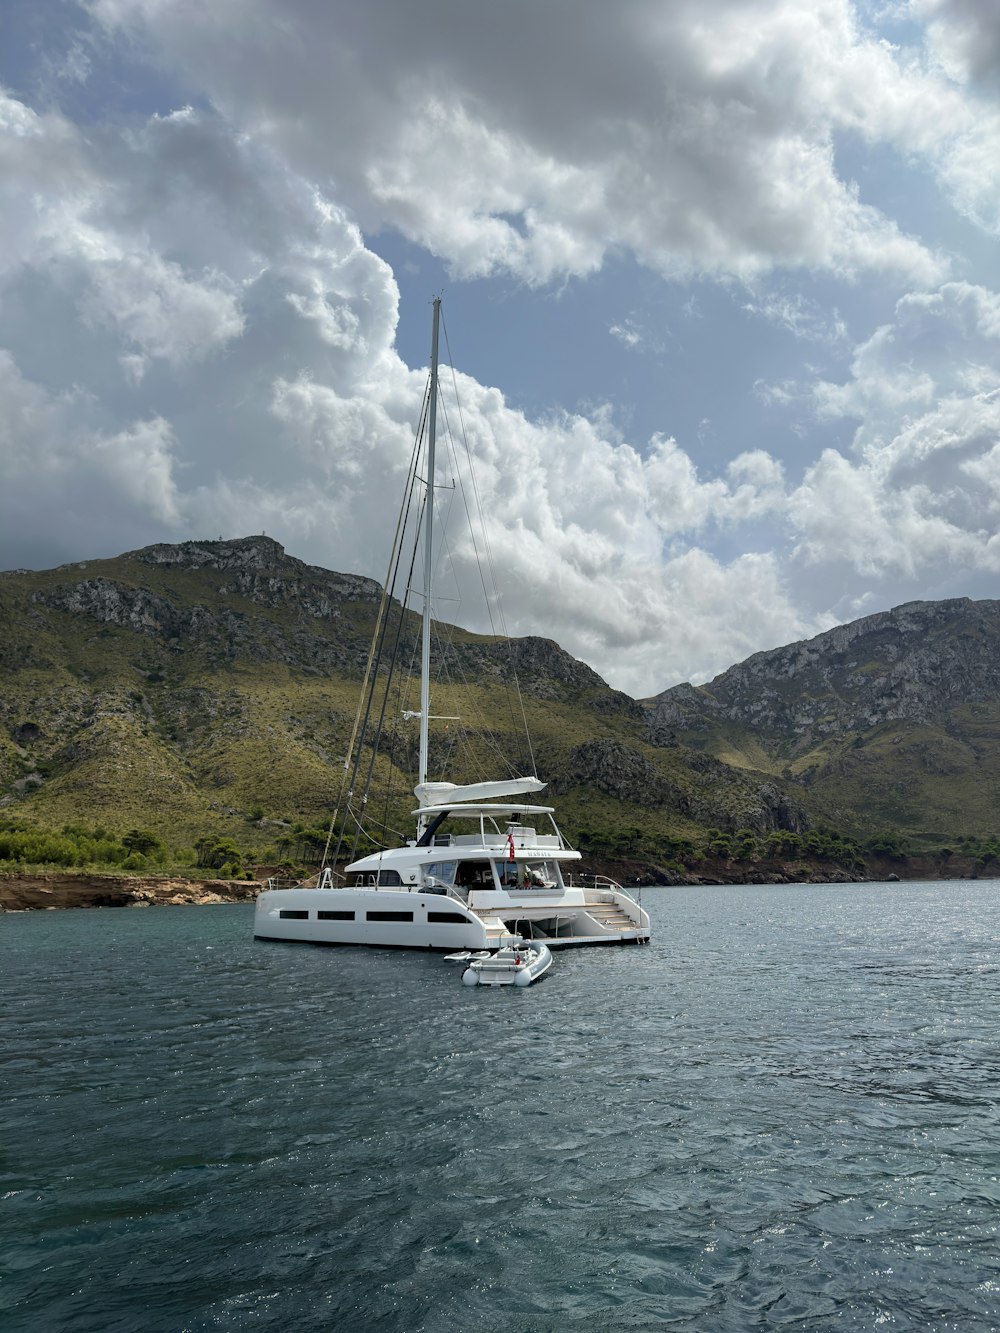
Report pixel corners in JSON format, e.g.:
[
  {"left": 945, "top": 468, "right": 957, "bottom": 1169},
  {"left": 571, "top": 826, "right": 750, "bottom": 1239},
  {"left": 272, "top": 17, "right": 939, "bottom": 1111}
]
[
  {"left": 266, "top": 873, "right": 322, "bottom": 891},
  {"left": 265, "top": 866, "right": 345, "bottom": 892},
  {"left": 570, "top": 873, "right": 641, "bottom": 907},
  {"left": 446, "top": 832, "right": 563, "bottom": 851},
  {"left": 266, "top": 875, "right": 301, "bottom": 891}
]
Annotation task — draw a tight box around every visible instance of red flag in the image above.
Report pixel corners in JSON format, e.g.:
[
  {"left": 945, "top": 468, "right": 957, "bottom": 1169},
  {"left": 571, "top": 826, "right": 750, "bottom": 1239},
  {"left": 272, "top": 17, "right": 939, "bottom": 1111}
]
[{"left": 507, "top": 831, "right": 515, "bottom": 862}]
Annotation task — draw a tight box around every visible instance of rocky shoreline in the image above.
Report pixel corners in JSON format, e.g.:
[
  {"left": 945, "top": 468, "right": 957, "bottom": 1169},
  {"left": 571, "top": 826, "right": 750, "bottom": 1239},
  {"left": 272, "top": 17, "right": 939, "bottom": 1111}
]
[
  {"left": 0, "top": 872, "right": 258, "bottom": 911},
  {"left": 3, "top": 852, "right": 996, "bottom": 912},
  {"left": 590, "top": 851, "right": 997, "bottom": 888}
]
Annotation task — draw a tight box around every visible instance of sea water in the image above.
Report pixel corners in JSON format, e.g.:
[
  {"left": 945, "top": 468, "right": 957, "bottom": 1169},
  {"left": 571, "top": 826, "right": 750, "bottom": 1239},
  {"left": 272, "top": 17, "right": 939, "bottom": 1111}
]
[{"left": 3, "top": 881, "right": 999, "bottom": 1331}]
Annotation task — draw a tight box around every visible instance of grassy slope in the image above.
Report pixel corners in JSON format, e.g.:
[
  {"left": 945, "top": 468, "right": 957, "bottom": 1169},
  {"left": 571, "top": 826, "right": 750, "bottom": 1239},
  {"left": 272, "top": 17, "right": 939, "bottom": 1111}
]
[
  {"left": 665, "top": 705, "right": 1000, "bottom": 839},
  {"left": 2, "top": 554, "right": 745, "bottom": 857},
  {"left": 5, "top": 675, "right": 723, "bottom": 854},
  {"left": 18, "top": 543, "right": 990, "bottom": 858},
  {"left": 803, "top": 709, "right": 1000, "bottom": 838}
]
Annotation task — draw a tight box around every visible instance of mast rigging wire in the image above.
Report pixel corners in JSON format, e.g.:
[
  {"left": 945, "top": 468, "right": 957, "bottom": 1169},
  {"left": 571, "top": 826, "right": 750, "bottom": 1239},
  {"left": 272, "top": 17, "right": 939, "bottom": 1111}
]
[
  {"left": 321, "top": 302, "right": 539, "bottom": 874},
  {"left": 322, "top": 380, "right": 430, "bottom": 870}
]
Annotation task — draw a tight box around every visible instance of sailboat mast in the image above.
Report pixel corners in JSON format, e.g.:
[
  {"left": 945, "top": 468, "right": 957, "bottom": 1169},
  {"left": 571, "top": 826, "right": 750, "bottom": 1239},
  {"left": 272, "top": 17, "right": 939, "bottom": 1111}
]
[{"left": 418, "top": 297, "right": 441, "bottom": 793}]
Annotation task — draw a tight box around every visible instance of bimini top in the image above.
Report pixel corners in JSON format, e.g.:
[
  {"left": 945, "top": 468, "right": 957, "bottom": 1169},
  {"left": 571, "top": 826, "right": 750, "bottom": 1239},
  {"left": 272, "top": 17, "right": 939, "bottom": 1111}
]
[
  {"left": 413, "top": 777, "right": 545, "bottom": 806},
  {"left": 411, "top": 802, "right": 555, "bottom": 819}
]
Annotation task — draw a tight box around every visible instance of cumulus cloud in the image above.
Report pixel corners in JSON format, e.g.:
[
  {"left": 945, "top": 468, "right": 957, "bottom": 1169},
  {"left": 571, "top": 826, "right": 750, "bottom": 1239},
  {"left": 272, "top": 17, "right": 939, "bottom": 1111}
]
[
  {"left": 0, "top": 73, "right": 816, "bottom": 692},
  {"left": 6, "top": 3, "right": 1000, "bottom": 699},
  {"left": 0, "top": 87, "right": 401, "bottom": 557},
  {"left": 0, "top": 94, "right": 247, "bottom": 380},
  {"left": 80, "top": 249, "right": 244, "bottom": 370},
  {"left": 88, "top": 0, "right": 950, "bottom": 285},
  {"left": 916, "top": 0, "right": 1000, "bottom": 94},
  {"left": 0, "top": 352, "right": 182, "bottom": 558},
  {"left": 790, "top": 282, "right": 1000, "bottom": 582}
]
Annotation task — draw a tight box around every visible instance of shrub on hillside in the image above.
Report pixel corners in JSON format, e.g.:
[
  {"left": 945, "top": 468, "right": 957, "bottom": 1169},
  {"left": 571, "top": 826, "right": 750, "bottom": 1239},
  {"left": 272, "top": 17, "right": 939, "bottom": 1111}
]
[{"left": 194, "top": 837, "right": 243, "bottom": 872}]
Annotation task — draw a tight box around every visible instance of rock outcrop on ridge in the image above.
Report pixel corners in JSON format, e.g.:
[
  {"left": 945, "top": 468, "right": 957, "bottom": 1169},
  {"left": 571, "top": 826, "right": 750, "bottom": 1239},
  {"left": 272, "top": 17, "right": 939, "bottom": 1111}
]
[{"left": 644, "top": 597, "right": 1000, "bottom": 835}]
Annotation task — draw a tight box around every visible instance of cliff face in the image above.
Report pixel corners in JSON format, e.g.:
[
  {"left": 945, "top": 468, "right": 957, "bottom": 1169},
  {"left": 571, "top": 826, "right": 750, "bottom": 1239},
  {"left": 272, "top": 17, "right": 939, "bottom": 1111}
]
[
  {"left": 646, "top": 599, "right": 1000, "bottom": 751},
  {"left": 21, "top": 537, "right": 602, "bottom": 695},
  {"left": 22, "top": 537, "right": 382, "bottom": 675},
  {"left": 127, "top": 536, "right": 384, "bottom": 614},
  {"left": 557, "top": 739, "right": 808, "bottom": 832},
  {"left": 439, "top": 634, "right": 608, "bottom": 701},
  {"left": 644, "top": 597, "right": 1000, "bottom": 835},
  {"left": 0, "top": 872, "right": 256, "bottom": 910}
]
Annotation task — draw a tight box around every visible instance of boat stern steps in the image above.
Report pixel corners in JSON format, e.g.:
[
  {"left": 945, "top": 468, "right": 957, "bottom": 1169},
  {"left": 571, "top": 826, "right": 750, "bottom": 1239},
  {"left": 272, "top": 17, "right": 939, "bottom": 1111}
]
[{"left": 469, "top": 902, "right": 649, "bottom": 946}]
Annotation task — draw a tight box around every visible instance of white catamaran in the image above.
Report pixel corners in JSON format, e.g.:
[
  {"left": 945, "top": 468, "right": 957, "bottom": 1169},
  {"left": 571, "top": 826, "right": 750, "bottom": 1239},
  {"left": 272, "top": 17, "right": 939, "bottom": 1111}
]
[{"left": 254, "top": 300, "right": 651, "bottom": 952}]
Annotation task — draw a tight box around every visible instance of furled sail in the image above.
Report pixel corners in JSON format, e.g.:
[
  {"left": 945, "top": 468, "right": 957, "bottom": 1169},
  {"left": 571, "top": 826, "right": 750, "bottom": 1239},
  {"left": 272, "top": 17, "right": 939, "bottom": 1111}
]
[{"left": 413, "top": 777, "right": 545, "bottom": 807}]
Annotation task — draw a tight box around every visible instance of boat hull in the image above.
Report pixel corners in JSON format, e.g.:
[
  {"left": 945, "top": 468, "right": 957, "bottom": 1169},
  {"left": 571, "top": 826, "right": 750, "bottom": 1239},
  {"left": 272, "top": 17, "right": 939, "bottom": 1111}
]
[
  {"left": 253, "top": 887, "right": 492, "bottom": 950},
  {"left": 253, "top": 885, "right": 650, "bottom": 950}
]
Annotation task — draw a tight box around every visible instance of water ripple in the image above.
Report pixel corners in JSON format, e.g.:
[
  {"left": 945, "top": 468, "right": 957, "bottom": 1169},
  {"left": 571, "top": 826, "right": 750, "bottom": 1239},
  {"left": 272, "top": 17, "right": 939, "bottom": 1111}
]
[{"left": 3, "top": 882, "right": 1000, "bottom": 1329}]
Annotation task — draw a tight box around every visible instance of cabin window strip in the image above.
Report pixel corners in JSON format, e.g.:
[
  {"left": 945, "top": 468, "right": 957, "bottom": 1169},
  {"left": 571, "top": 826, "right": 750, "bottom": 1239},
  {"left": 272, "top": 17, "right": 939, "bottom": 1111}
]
[
  {"left": 365, "top": 910, "right": 413, "bottom": 922},
  {"left": 318, "top": 910, "right": 355, "bottom": 921},
  {"left": 279, "top": 909, "right": 309, "bottom": 920},
  {"left": 427, "top": 911, "right": 469, "bottom": 924}
]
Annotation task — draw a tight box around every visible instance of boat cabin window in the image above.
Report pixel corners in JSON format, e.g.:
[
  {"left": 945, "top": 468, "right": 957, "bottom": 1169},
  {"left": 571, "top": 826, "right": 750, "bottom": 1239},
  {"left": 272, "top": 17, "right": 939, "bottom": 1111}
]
[
  {"left": 279, "top": 909, "right": 309, "bottom": 919},
  {"left": 427, "top": 911, "right": 468, "bottom": 924},
  {"left": 366, "top": 910, "right": 413, "bottom": 922},
  {"left": 424, "top": 861, "right": 456, "bottom": 884},
  {"left": 495, "top": 859, "right": 559, "bottom": 890},
  {"left": 496, "top": 860, "right": 520, "bottom": 888},
  {"left": 351, "top": 870, "right": 403, "bottom": 887},
  {"left": 454, "top": 861, "right": 495, "bottom": 888},
  {"left": 318, "top": 910, "right": 355, "bottom": 921}
]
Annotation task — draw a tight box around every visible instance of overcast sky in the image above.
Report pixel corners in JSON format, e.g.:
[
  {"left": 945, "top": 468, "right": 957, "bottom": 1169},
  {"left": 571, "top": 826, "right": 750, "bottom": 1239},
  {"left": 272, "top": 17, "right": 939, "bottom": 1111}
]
[{"left": 3, "top": 0, "right": 1000, "bottom": 696}]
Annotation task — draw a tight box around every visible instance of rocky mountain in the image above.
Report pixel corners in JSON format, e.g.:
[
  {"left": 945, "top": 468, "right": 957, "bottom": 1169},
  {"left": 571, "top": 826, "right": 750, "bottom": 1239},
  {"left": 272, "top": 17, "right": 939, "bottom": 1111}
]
[
  {"left": 644, "top": 598, "right": 1000, "bottom": 836},
  {"left": 7, "top": 537, "right": 998, "bottom": 858},
  {"left": 0, "top": 537, "right": 809, "bottom": 857},
  {"left": 13, "top": 536, "right": 614, "bottom": 693}
]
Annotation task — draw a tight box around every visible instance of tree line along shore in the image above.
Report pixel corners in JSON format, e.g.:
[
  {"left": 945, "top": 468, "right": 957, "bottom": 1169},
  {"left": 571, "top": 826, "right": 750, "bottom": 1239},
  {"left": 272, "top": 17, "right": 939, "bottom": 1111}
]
[{"left": 3, "top": 833, "right": 996, "bottom": 912}]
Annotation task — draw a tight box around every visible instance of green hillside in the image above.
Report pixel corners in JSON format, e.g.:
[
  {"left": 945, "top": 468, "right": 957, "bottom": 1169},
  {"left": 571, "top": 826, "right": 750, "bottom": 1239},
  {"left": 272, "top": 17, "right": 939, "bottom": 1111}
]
[
  {"left": 8, "top": 539, "right": 999, "bottom": 882},
  {"left": 0, "top": 537, "right": 814, "bottom": 875},
  {"left": 645, "top": 598, "right": 1000, "bottom": 840}
]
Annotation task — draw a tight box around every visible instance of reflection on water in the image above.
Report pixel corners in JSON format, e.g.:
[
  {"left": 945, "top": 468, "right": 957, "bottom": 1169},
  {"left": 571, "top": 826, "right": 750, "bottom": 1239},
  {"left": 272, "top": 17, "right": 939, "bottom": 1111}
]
[{"left": 3, "top": 880, "right": 1000, "bottom": 1330}]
